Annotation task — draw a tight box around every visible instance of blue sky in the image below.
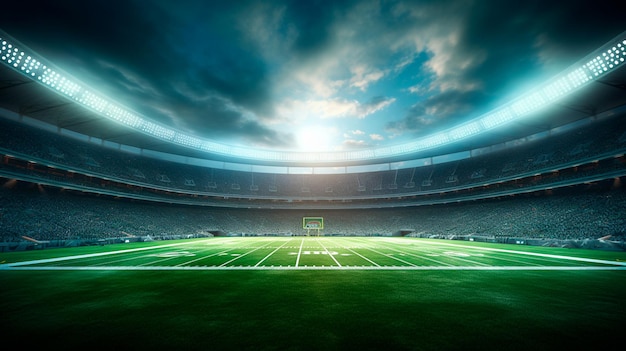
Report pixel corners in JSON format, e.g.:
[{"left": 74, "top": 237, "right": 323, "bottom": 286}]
[{"left": 1, "top": 0, "right": 623, "bottom": 152}]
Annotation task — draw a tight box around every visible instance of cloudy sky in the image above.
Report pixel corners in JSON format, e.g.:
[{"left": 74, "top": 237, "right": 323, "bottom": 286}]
[{"left": 1, "top": 0, "right": 623, "bottom": 152}]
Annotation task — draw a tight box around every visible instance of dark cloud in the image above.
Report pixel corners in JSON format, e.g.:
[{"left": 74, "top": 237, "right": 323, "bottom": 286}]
[
  {"left": 458, "top": 0, "right": 624, "bottom": 87},
  {"left": 283, "top": 0, "right": 356, "bottom": 58},
  {"left": 154, "top": 95, "right": 295, "bottom": 148},
  {"left": 0, "top": 0, "right": 283, "bottom": 147},
  {"left": 385, "top": 0, "right": 625, "bottom": 137},
  {"left": 0, "top": 0, "right": 623, "bottom": 151},
  {"left": 386, "top": 89, "right": 484, "bottom": 135}
]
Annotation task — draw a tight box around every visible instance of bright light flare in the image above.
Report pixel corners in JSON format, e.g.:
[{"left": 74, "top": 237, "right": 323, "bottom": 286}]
[{"left": 296, "top": 125, "right": 334, "bottom": 152}]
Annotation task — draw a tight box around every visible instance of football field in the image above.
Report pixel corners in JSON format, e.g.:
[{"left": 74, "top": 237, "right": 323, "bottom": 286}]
[
  {"left": 3, "top": 236, "right": 626, "bottom": 270},
  {"left": 2, "top": 237, "right": 626, "bottom": 350}
]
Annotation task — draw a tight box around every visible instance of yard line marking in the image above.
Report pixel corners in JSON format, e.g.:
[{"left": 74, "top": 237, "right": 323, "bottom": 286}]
[
  {"left": 218, "top": 241, "right": 273, "bottom": 267},
  {"left": 335, "top": 238, "right": 380, "bottom": 267},
  {"left": 254, "top": 239, "right": 292, "bottom": 267},
  {"left": 139, "top": 245, "right": 224, "bottom": 266},
  {"left": 379, "top": 238, "right": 619, "bottom": 267},
  {"left": 477, "top": 253, "right": 545, "bottom": 267},
  {"left": 316, "top": 239, "right": 342, "bottom": 267},
  {"left": 403, "top": 252, "right": 452, "bottom": 266},
  {"left": 176, "top": 247, "right": 245, "bottom": 266},
  {"left": 357, "top": 243, "right": 418, "bottom": 267},
  {"left": 354, "top": 237, "right": 453, "bottom": 266},
  {"left": 407, "top": 244, "right": 544, "bottom": 267},
  {"left": 392, "top": 240, "right": 564, "bottom": 267},
  {"left": 433, "top": 253, "right": 491, "bottom": 266},
  {"left": 56, "top": 253, "right": 139, "bottom": 267},
  {"left": 295, "top": 238, "right": 304, "bottom": 267},
  {"left": 413, "top": 239, "right": 626, "bottom": 266},
  {"left": 348, "top": 240, "right": 417, "bottom": 267},
  {"left": 102, "top": 249, "right": 199, "bottom": 267},
  {"left": 1, "top": 239, "right": 220, "bottom": 268},
  {"left": 97, "top": 254, "right": 161, "bottom": 266}
]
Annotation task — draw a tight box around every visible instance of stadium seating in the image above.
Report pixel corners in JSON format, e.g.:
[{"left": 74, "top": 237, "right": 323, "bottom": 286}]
[
  {"left": 1, "top": 111, "right": 626, "bottom": 204},
  {"left": 1, "top": 109, "right": 626, "bottom": 246}
]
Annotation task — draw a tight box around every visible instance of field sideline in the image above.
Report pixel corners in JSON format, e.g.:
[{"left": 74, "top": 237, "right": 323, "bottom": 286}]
[{"left": 2, "top": 236, "right": 626, "bottom": 271}]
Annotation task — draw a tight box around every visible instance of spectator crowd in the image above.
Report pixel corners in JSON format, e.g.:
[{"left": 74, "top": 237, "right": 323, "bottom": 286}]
[{"left": 1, "top": 179, "right": 624, "bottom": 244}]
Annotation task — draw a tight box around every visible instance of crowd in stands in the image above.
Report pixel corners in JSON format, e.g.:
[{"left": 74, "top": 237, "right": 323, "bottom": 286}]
[
  {"left": 1, "top": 113, "right": 626, "bottom": 200},
  {"left": 1, "top": 179, "right": 624, "bottom": 243},
  {"left": 1, "top": 107, "right": 626, "bottom": 248}
]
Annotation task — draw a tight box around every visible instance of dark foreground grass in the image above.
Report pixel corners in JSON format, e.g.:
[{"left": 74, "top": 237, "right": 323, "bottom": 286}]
[{"left": 1, "top": 269, "right": 625, "bottom": 350}]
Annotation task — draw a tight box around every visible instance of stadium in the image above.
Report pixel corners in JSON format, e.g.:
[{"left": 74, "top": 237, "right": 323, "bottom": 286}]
[{"left": 1, "top": 5, "right": 626, "bottom": 350}]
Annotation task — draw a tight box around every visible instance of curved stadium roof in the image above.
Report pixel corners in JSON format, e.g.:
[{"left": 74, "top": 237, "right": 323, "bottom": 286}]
[{"left": 1, "top": 29, "right": 626, "bottom": 169}]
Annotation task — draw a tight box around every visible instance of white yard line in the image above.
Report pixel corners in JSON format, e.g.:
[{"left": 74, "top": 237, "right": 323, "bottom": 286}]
[
  {"left": 399, "top": 242, "right": 550, "bottom": 267},
  {"left": 218, "top": 241, "right": 273, "bottom": 267},
  {"left": 370, "top": 238, "right": 624, "bottom": 267},
  {"left": 425, "top": 252, "right": 491, "bottom": 266},
  {"left": 316, "top": 239, "right": 342, "bottom": 267},
  {"left": 254, "top": 239, "right": 292, "bottom": 267},
  {"left": 146, "top": 242, "right": 246, "bottom": 267},
  {"left": 391, "top": 240, "right": 585, "bottom": 267},
  {"left": 335, "top": 238, "right": 380, "bottom": 267},
  {"left": 362, "top": 245, "right": 418, "bottom": 267},
  {"left": 295, "top": 238, "right": 305, "bottom": 267},
  {"left": 354, "top": 238, "right": 454, "bottom": 266},
  {"left": 174, "top": 248, "right": 235, "bottom": 267},
  {"left": 475, "top": 253, "right": 545, "bottom": 267},
  {"left": 100, "top": 254, "right": 161, "bottom": 266},
  {"left": 413, "top": 239, "right": 626, "bottom": 266},
  {"left": 101, "top": 248, "right": 206, "bottom": 267},
  {"left": 405, "top": 254, "right": 452, "bottom": 266},
  {"left": 0, "top": 239, "right": 218, "bottom": 268}
]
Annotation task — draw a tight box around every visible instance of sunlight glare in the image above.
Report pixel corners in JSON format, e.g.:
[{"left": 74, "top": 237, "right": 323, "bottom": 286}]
[{"left": 297, "top": 126, "right": 334, "bottom": 152}]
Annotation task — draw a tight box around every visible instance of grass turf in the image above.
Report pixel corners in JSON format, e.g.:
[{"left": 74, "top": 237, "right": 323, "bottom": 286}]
[{"left": 1, "top": 238, "right": 625, "bottom": 350}]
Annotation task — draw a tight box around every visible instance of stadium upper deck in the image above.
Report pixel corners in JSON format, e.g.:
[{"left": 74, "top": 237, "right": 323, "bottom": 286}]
[
  {"left": 1, "top": 29, "right": 626, "bottom": 168},
  {"left": 1, "top": 108, "right": 625, "bottom": 209}
]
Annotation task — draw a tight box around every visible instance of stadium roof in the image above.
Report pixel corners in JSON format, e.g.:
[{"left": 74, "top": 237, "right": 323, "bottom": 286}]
[{"left": 0, "top": 3, "right": 625, "bottom": 166}]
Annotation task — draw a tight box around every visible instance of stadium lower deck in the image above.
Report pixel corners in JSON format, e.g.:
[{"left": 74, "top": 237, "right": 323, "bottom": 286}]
[{"left": 3, "top": 237, "right": 626, "bottom": 271}]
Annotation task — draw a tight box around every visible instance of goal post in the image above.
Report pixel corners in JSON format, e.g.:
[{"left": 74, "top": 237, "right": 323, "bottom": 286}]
[{"left": 303, "top": 217, "right": 323, "bottom": 236}]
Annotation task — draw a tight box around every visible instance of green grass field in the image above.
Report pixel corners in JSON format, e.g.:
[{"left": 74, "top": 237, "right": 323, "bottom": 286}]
[{"left": 2, "top": 237, "right": 625, "bottom": 350}]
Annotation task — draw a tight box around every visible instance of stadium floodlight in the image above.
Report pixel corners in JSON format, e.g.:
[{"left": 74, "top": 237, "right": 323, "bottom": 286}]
[
  {"left": 481, "top": 109, "right": 514, "bottom": 130},
  {"left": 1, "top": 30, "right": 625, "bottom": 164},
  {"left": 449, "top": 121, "right": 481, "bottom": 140}
]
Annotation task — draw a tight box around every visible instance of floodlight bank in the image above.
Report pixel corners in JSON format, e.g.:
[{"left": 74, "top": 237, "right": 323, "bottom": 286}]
[{"left": 1, "top": 30, "right": 625, "bottom": 164}]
